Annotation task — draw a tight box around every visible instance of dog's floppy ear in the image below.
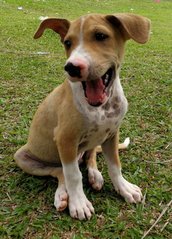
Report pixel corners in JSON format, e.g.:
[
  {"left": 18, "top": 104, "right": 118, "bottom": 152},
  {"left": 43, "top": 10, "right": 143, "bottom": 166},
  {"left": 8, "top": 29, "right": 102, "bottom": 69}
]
[
  {"left": 34, "top": 18, "right": 70, "bottom": 41},
  {"left": 106, "top": 13, "right": 151, "bottom": 44}
]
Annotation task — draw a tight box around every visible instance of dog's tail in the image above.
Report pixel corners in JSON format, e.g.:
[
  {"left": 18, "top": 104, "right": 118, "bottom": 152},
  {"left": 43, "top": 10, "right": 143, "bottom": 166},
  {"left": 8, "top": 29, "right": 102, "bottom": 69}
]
[{"left": 95, "top": 137, "right": 130, "bottom": 153}]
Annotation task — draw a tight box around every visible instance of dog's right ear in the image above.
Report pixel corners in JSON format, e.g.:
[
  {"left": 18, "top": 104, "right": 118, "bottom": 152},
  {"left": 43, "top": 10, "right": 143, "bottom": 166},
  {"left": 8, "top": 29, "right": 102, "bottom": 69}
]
[
  {"left": 34, "top": 18, "right": 70, "bottom": 41},
  {"left": 106, "top": 13, "right": 151, "bottom": 44}
]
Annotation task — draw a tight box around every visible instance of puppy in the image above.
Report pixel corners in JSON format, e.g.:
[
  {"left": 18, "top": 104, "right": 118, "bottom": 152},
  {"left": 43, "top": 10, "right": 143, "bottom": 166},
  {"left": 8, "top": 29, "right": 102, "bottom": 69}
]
[{"left": 14, "top": 13, "right": 151, "bottom": 220}]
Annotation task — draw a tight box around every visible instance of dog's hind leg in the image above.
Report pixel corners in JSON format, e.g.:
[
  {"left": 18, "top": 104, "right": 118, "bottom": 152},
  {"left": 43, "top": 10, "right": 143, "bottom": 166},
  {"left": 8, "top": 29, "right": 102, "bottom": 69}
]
[
  {"left": 86, "top": 148, "right": 104, "bottom": 191},
  {"left": 54, "top": 170, "right": 68, "bottom": 212},
  {"left": 14, "top": 145, "right": 68, "bottom": 211},
  {"left": 14, "top": 145, "right": 62, "bottom": 177}
]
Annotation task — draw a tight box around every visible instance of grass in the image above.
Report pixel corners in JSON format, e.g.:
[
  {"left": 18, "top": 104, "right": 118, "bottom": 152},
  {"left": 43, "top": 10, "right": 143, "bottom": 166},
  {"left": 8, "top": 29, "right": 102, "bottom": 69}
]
[{"left": 0, "top": 0, "right": 171, "bottom": 238}]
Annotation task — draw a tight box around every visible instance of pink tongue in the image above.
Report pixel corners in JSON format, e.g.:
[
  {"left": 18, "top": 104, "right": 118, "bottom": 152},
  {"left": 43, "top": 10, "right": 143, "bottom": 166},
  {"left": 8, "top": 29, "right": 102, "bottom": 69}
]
[{"left": 86, "top": 79, "right": 106, "bottom": 105}]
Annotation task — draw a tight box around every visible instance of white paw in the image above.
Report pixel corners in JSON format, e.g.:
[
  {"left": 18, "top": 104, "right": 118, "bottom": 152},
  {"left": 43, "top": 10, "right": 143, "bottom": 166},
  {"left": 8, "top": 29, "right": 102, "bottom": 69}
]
[
  {"left": 69, "top": 192, "right": 94, "bottom": 220},
  {"left": 54, "top": 185, "right": 68, "bottom": 211},
  {"left": 113, "top": 176, "right": 142, "bottom": 203},
  {"left": 88, "top": 168, "right": 104, "bottom": 191}
]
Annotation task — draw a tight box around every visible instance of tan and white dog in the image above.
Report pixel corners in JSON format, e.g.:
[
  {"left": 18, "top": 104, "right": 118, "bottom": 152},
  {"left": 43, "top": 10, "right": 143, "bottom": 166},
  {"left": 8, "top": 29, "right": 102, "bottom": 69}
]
[{"left": 14, "top": 13, "right": 150, "bottom": 220}]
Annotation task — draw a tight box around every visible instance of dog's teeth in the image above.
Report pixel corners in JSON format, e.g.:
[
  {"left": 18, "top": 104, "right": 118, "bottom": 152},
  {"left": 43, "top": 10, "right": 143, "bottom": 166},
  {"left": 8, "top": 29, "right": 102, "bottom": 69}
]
[{"left": 104, "top": 74, "right": 109, "bottom": 85}]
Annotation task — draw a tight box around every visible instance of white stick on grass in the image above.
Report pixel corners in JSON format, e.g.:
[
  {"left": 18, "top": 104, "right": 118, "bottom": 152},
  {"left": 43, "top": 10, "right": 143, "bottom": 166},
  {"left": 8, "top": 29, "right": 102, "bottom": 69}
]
[{"left": 141, "top": 199, "right": 172, "bottom": 239}]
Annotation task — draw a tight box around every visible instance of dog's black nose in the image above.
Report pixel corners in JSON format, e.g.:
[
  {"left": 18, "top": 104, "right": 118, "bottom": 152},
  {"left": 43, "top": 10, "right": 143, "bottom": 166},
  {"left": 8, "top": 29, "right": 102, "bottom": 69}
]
[{"left": 64, "top": 62, "right": 81, "bottom": 78}]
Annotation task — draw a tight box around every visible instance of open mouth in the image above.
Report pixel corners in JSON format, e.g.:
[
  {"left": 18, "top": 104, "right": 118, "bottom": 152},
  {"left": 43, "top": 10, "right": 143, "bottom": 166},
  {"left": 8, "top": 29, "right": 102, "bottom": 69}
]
[{"left": 82, "top": 67, "right": 114, "bottom": 107}]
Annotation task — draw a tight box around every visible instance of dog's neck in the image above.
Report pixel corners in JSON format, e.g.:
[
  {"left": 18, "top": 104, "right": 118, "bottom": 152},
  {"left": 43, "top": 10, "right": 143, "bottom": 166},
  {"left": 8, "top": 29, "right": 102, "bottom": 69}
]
[{"left": 68, "top": 74, "right": 128, "bottom": 125}]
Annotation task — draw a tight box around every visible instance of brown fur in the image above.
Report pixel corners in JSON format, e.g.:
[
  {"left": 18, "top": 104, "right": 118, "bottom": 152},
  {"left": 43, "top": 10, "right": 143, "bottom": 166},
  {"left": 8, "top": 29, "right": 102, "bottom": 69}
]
[{"left": 14, "top": 13, "right": 150, "bottom": 218}]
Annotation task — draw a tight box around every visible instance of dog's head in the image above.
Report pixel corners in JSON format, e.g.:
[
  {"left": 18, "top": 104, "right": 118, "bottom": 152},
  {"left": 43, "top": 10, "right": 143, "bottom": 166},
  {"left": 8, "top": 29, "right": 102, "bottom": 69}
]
[{"left": 34, "top": 13, "right": 151, "bottom": 107}]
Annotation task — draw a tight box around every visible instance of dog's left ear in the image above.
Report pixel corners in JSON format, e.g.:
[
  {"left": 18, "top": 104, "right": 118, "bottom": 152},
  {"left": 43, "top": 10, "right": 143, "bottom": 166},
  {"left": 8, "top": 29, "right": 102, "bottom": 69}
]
[
  {"left": 106, "top": 13, "right": 151, "bottom": 44},
  {"left": 34, "top": 18, "right": 70, "bottom": 41}
]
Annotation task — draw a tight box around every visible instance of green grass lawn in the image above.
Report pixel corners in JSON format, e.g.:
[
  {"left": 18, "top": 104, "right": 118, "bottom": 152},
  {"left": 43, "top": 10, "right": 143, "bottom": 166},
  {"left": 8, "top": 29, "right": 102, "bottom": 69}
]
[{"left": 0, "top": 0, "right": 171, "bottom": 238}]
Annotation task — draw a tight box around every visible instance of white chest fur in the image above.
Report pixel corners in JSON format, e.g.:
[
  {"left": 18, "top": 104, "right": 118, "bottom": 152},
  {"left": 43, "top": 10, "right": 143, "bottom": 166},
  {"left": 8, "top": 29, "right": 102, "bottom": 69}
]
[{"left": 69, "top": 76, "right": 128, "bottom": 152}]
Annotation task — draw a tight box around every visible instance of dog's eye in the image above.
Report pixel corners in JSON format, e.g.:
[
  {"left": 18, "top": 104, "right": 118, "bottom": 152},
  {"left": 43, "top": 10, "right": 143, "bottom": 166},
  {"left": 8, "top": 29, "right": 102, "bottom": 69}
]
[
  {"left": 64, "top": 40, "right": 72, "bottom": 49},
  {"left": 95, "top": 32, "right": 109, "bottom": 41}
]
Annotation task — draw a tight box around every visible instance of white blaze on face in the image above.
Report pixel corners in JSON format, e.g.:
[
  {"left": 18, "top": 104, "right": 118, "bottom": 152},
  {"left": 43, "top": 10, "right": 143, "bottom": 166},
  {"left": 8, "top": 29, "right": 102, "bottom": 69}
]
[{"left": 65, "top": 17, "right": 92, "bottom": 81}]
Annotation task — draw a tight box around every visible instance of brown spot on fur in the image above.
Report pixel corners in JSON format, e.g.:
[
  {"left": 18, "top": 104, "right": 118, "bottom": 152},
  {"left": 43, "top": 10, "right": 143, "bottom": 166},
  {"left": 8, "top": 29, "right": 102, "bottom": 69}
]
[
  {"left": 108, "top": 132, "right": 115, "bottom": 138},
  {"left": 79, "top": 141, "right": 89, "bottom": 149},
  {"left": 90, "top": 128, "right": 98, "bottom": 133},
  {"left": 80, "top": 134, "right": 88, "bottom": 142},
  {"left": 90, "top": 123, "right": 99, "bottom": 132},
  {"left": 114, "top": 108, "right": 121, "bottom": 115},
  {"left": 105, "top": 128, "right": 110, "bottom": 133},
  {"left": 103, "top": 102, "right": 110, "bottom": 110},
  {"left": 114, "top": 96, "right": 121, "bottom": 103},
  {"left": 113, "top": 103, "right": 119, "bottom": 109},
  {"left": 105, "top": 112, "right": 115, "bottom": 118}
]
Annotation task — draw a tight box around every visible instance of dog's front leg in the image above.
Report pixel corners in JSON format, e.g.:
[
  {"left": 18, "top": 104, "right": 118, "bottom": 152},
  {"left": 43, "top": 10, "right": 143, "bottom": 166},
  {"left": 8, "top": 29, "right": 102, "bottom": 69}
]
[
  {"left": 102, "top": 130, "right": 142, "bottom": 203},
  {"left": 57, "top": 137, "right": 94, "bottom": 220}
]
